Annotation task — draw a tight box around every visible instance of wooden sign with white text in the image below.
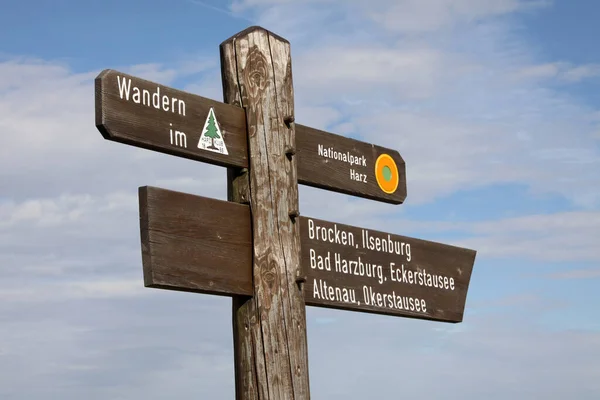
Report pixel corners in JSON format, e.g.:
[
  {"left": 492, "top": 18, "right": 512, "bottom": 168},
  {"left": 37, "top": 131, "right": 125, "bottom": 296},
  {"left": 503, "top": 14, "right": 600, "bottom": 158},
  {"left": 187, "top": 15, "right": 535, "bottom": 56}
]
[
  {"left": 139, "top": 186, "right": 475, "bottom": 323},
  {"left": 300, "top": 217, "right": 475, "bottom": 323},
  {"left": 96, "top": 69, "right": 407, "bottom": 204},
  {"left": 296, "top": 126, "right": 406, "bottom": 204}
]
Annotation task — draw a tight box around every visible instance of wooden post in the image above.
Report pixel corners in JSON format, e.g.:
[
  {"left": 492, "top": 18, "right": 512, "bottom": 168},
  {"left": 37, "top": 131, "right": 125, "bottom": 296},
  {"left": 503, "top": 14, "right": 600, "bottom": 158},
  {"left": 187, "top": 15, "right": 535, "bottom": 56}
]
[{"left": 220, "top": 27, "right": 311, "bottom": 400}]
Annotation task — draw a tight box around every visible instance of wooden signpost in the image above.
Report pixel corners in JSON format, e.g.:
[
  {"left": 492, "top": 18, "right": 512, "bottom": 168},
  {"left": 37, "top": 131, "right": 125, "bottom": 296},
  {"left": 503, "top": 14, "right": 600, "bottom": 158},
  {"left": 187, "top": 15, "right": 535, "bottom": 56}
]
[{"left": 96, "top": 26, "right": 476, "bottom": 400}]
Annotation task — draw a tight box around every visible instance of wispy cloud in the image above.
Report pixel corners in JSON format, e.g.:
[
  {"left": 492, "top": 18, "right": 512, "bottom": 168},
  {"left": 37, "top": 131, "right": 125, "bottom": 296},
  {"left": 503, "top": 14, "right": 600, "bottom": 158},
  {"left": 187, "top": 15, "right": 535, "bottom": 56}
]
[
  {"left": 512, "top": 62, "right": 600, "bottom": 82},
  {"left": 0, "top": 279, "right": 148, "bottom": 302},
  {"left": 367, "top": 0, "right": 551, "bottom": 34},
  {"left": 190, "top": 0, "right": 257, "bottom": 21},
  {"left": 546, "top": 268, "right": 600, "bottom": 280}
]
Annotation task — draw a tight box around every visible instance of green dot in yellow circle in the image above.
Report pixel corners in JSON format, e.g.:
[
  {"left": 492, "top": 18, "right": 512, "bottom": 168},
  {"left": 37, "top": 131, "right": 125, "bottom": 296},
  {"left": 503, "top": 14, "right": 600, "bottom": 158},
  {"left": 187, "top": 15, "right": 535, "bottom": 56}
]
[
  {"left": 382, "top": 166, "right": 392, "bottom": 181},
  {"left": 375, "top": 154, "right": 399, "bottom": 194}
]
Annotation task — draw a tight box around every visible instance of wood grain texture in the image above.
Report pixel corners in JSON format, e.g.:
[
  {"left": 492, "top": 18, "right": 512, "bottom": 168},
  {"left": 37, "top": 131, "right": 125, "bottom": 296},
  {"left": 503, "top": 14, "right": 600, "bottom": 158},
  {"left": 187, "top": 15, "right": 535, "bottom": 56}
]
[
  {"left": 221, "top": 26, "right": 311, "bottom": 400},
  {"left": 95, "top": 69, "right": 406, "bottom": 204},
  {"left": 96, "top": 69, "right": 248, "bottom": 168},
  {"left": 221, "top": 32, "right": 262, "bottom": 400},
  {"left": 139, "top": 186, "right": 252, "bottom": 296}
]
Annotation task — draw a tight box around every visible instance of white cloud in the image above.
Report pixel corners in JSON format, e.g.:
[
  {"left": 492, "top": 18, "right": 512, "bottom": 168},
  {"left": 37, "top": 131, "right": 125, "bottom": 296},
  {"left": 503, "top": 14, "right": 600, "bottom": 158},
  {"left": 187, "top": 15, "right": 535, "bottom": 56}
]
[
  {"left": 345, "top": 0, "right": 548, "bottom": 34},
  {"left": 0, "top": 192, "right": 136, "bottom": 229},
  {"left": 563, "top": 64, "right": 600, "bottom": 82},
  {"left": 294, "top": 46, "right": 446, "bottom": 101},
  {"left": 295, "top": 105, "right": 342, "bottom": 130},
  {"left": 0, "top": 279, "right": 148, "bottom": 302},
  {"left": 513, "top": 62, "right": 562, "bottom": 79},
  {"left": 546, "top": 268, "right": 600, "bottom": 280},
  {"left": 513, "top": 62, "right": 600, "bottom": 82},
  {"left": 125, "top": 63, "right": 179, "bottom": 85},
  {"left": 369, "top": 0, "right": 525, "bottom": 33}
]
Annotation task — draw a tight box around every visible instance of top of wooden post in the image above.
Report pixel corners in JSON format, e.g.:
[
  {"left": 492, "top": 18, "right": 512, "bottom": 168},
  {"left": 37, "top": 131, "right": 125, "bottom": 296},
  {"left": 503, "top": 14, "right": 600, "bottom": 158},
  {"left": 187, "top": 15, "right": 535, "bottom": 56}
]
[{"left": 220, "top": 25, "right": 290, "bottom": 46}]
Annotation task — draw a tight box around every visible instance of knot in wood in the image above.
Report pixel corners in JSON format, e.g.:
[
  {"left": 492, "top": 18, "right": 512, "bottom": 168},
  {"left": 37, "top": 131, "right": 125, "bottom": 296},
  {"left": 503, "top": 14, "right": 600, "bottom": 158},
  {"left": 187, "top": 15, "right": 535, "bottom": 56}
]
[
  {"left": 289, "top": 209, "right": 300, "bottom": 221},
  {"left": 263, "top": 269, "right": 276, "bottom": 290},
  {"left": 285, "top": 145, "right": 296, "bottom": 158},
  {"left": 284, "top": 115, "right": 295, "bottom": 127},
  {"left": 258, "top": 255, "right": 279, "bottom": 296},
  {"left": 243, "top": 46, "right": 269, "bottom": 103}
]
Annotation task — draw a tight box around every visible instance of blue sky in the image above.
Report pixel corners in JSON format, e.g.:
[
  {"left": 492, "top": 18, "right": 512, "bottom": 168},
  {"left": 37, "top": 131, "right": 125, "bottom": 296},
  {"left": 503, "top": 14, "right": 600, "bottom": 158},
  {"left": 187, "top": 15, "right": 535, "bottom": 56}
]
[{"left": 1, "top": 0, "right": 600, "bottom": 398}]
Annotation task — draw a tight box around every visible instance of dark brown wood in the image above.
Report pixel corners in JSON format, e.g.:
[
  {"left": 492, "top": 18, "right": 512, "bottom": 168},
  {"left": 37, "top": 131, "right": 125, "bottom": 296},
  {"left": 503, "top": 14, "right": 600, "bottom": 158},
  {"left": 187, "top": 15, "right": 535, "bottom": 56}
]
[
  {"left": 96, "top": 69, "right": 248, "bottom": 168},
  {"left": 300, "top": 217, "right": 476, "bottom": 323},
  {"left": 139, "top": 186, "right": 252, "bottom": 297},
  {"left": 95, "top": 70, "right": 406, "bottom": 204},
  {"left": 221, "top": 26, "right": 311, "bottom": 400},
  {"left": 296, "top": 124, "right": 407, "bottom": 204},
  {"left": 139, "top": 186, "right": 475, "bottom": 323}
]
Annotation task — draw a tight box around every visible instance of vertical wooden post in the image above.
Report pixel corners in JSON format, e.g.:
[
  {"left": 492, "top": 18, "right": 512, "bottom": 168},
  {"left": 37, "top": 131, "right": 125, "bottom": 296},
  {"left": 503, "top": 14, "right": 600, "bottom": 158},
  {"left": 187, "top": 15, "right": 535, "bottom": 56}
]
[{"left": 220, "top": 27, "right": 311, "bottom": 400}]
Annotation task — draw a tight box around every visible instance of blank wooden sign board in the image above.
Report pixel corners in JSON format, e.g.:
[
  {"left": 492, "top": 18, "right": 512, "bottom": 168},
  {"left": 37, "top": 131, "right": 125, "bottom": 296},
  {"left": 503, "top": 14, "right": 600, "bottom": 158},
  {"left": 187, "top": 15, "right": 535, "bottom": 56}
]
[{"left": 95, "top": 26, "right": 476, "bottom": 399}]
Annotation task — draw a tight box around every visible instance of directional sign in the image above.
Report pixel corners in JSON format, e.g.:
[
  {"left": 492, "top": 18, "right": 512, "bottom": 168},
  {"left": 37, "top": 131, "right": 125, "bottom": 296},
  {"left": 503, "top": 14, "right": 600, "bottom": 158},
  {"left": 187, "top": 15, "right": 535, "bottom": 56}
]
[
  {"left": 95, "top": 69, "right": 248, "bottom": 168},
  {"left": 300, "top": 217, "right": 476, "bottom": 323},
  {"left": 140, "top": 186, "right": 252, "bottom": 297},
  {"left": 140, "top": 186, "right": 475, "bottom": 323},
  {"left": 96, "top": 70, "right": 407, "bottom": 204},
  {"left": 296, "top": 125, "right": 406, "bottom": 204}
]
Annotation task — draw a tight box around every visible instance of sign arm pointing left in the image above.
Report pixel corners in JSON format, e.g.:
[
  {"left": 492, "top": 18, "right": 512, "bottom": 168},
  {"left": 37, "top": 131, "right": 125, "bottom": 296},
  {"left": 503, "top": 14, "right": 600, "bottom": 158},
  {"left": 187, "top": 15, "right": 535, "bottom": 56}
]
[{"left": 95, "top": 69, "right": 249, "bottom": 168}]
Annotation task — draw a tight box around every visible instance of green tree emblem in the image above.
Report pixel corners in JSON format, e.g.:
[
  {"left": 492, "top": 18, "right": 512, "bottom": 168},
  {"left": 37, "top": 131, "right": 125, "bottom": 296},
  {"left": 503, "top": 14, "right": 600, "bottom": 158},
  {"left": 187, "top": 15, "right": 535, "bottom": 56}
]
[{"left": 204, "top": 110, "right": 221, "bottom": 150}]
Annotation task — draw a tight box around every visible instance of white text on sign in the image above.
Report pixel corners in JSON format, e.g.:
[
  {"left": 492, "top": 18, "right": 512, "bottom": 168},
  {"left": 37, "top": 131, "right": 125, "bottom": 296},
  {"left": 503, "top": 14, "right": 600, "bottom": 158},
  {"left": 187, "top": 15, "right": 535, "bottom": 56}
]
[
  {"left": 305, "top": 218, "right": 460, "bottom": 317},
  {"left": 117, "top": 76, "right": 188, "bottom": 150},
  {"left": 317, "top": 144, "right": 368, "bottom": 185}
]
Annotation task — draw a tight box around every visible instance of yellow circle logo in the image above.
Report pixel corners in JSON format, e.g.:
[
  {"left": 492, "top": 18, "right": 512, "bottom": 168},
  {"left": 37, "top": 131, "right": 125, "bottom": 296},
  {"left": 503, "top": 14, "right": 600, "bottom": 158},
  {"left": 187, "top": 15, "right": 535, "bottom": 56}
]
[{"left": 375, "top": 154, "right": 399, "bottom": 194}]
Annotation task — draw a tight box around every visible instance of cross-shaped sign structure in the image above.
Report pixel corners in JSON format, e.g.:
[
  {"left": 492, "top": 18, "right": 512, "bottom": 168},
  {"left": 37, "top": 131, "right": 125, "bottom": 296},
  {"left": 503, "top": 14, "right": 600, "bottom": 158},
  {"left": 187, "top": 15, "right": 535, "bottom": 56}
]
[{"left": 95, "top": 26, "right": 477, "bottom": 400}]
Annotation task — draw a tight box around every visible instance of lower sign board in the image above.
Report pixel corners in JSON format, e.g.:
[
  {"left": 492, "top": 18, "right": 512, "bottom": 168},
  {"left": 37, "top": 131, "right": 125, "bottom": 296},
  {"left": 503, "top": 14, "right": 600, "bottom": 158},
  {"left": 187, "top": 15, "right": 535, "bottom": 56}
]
[
  {"left": 299, "top": 217, "right": 476, "bottom": 323},
  {"left": 139, "top": 186, "right": 475, "bottom": 323}
]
